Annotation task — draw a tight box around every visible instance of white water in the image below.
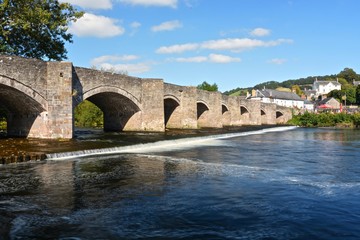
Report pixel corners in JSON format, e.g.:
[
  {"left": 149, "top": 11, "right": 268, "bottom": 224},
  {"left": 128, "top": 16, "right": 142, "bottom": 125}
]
[{"left": 46, "top": 126, "right": 298, "bottom": 160}]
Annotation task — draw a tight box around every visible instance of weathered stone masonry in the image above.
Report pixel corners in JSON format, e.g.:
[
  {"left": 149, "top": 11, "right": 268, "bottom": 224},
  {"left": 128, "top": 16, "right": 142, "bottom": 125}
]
[{"left": 0, "top": 55, "right": 292, "bottom": 139}]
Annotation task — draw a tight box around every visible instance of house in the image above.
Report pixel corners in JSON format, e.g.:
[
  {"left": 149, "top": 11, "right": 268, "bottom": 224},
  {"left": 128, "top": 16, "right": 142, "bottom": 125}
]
[
  {"left": 312, "top": 78, "right": 341, "bottom": 98},
  {"left": 303, "top": 89, "right": 317, "bottom": 101},
  {"left": 304, "top": 100, "right": 315, "bottom": 112},
  {"left": 315, "top": 97, "right": 340, "bottom": 111},
  {"left": 353, "top": 80, "right": 360, "bottom": 86},
  {"left": 248, "top": 89, "right": 304, "bottom": 109}
]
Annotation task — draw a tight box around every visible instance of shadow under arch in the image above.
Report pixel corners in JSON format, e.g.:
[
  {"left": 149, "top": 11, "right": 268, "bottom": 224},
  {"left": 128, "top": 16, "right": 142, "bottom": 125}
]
[
  {"left": 164, "top": 95, "right": 180, "bottom": 127},
  {"left": 197, "top": 101, "right": 209, "bottom": 119},
  {"left": 81, "top": 86, "right": 142, "bottom": 131},
  {"left": 222, "top": 104, "right": 229, "bottom": 114},
  {"left": 261, "top": 109, "right": 266, "bottom": 116},
  {"left": 240, "top": 105, "right": 250, "bottom": 115},
  {"left": 276, "top": 111, "right": 284, "bottom": 118},
  {"left": 0, "top": 83, "right": 46, "bottom": 137}
]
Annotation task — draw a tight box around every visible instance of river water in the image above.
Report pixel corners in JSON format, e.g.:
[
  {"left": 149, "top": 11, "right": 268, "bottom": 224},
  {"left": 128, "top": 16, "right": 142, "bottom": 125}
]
[{"left": 1, "top": 127, "right": 360, "bottom": 239}]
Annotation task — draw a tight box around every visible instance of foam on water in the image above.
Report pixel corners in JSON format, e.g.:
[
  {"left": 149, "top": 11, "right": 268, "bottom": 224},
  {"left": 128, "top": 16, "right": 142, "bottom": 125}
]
[{"left": 46, "top": 126, "right": 298, "bottom": 160}]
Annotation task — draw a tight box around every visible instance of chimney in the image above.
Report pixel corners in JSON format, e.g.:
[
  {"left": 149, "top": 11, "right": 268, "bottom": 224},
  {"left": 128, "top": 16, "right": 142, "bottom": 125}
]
[{"left": 251, "top": 89, "right": 256, "bottom": 97}]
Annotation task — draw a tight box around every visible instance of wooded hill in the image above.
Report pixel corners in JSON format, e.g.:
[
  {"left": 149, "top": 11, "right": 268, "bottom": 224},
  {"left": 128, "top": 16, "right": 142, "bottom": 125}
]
[{"left": 224, "top": 68, "right": 360, "bottom": 96}]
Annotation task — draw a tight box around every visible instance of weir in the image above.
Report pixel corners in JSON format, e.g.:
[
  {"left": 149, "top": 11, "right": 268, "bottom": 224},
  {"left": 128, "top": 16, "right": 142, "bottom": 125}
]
[
  {"left": 46, "top": 126, "right": 298, "bottom": 160},
  {"left": 0, "top": 55, "right": 293, "bottom": 139}
]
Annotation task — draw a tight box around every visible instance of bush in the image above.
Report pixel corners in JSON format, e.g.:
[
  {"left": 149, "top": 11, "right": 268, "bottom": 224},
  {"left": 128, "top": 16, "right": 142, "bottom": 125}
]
[{"left": 288, "top": 112, "right": 360, "bottom": 128}]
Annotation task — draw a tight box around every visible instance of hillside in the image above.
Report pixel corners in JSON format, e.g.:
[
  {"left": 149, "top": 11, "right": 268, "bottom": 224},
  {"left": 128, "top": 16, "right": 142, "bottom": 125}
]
[{"left": 223, "top": 68, "right": 360, "bottom": 96}]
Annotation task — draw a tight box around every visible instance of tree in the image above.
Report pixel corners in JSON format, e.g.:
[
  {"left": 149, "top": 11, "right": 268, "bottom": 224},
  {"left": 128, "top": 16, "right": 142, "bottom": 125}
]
[
  {"left": 0, "top": 0, "right": 83, "bottom": 61},
  {"left": 74, "top": 100, "right": 103, "bottom": 128},
  {"left": 356, "top": 85, "right": 360, "bottom": 105},
  {"left": 338, "top": 68, "right": 360, "bottom": 83},
  {"left": 291, "top": 85, "right": 303, "bottom": 96},
  {"left": 197, "top": 81, "right": 218, "bottom": 91}
]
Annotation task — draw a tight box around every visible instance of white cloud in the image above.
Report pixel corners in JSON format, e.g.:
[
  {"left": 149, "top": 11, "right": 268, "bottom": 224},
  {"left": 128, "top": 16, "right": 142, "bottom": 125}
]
[
  {"left": 208, "top": 54, "right": 241, "bottom": 63},
  {"left": 59, "top": 0, "right": 112, "bottom": 9},
  {"left": 172, "top": 54, "right": 240, "bottom": 63},
  {"left": 156, "top": 43, "right": 199, "bottom": 54},
  {"left": 151, "top": 20, "right": 182, "bottom": 32},
  {"left": 173, "top": 56, "right": 208, "bottom": 63},
  {"left": 91, "top": 55, "right": 151, "bottom": 74},
  {"left": 119, "top": 0, "right": 177, "bottom": 8},
  {"left": 156, "top": 38, "right": 293, "bottom": 54},
  {"left": 91, "top": 55, "right": 139, "bottom": 66},
  {"left": 68, "top": 13, "right": 125, "bottom": 38},
  {"left": 100, "top": 63, "right": 151, "bottom": 74},
  {"left": 268, "top": 58, "right": 287, "bottom": 64},
  {"left": 250, "top": 28, "right": 271, "bottom": 37},
  {"left": 130, "top": 21, "right": 141, "bottom": 28}
]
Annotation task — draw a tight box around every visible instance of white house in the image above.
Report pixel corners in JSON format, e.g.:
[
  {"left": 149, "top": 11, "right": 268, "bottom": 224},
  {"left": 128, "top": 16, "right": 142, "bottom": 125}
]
[
  {"left": 248, "top": 89, "right": 304, "bottom": 109},
  {"left": 313, "top": 78, "right": 341, "bottom": 97}
]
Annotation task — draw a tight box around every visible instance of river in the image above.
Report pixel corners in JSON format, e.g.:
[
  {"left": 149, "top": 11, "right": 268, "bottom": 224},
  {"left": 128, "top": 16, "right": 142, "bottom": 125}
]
[{"left": 1, "top": 127, "right": 360, "bottom": 239}]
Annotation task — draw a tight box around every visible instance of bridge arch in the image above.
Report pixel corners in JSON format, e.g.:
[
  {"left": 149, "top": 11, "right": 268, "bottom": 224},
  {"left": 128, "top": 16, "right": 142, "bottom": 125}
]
[
  {"left": 222, "top": 103, "right": 231, "bottom": 126},
  {"left": 0, "top": 76, "right": 47, "bottom": 137},
  {"left": 240, "top": 105, "right": 250, "bottom": 115},
  {"left": 164, "top": 95, "right": 180, "bottom": 127},
  {"left": 0, "top": 75, "right": 47, "bottom": 109},
  {"left": 276, "top": 111, "right": 284, "bottom": 118},
  {"left": 197, "top": 101, "right": 209, "bottom": 119},
  {"left": 81, "top": 86, "right": 142, "bottom": 131}
]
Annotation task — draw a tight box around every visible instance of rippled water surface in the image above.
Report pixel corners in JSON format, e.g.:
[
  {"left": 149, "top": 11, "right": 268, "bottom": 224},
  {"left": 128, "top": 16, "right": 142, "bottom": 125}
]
[{"left": 1, "top": 127, "right": 360, "bottom": 239}]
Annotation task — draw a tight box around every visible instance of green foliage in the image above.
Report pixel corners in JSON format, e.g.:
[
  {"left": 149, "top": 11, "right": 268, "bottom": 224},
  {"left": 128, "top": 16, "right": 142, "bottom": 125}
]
[
  {"left": 338, "top": 68, "right": 360, "bottom": 82},
  {"left": 0, "top": 107, "right": 7, "bottom": 130},
  {"left": 328, "top": 86, "right": 357, "bottom": 105},
  {"left": 197, "top": 81, "right": 218, "bottom": 92},
  {"left": 356, "top": 85, "right": 360, "bottom": 105},
  {"left": 74, "top": 100, "right": 103, "bottom": 128},
  {"left": 223, "top": 87, "right": 251, "bottom": 95},
  {"left": 291, "top": 85, "right": 303, "bottom": 96},
  {"left": 288, "top": 112, "right": 359, "bottom": 128},
  {"left": 0, "top": 0, "right": 83, "bottom": 60}
]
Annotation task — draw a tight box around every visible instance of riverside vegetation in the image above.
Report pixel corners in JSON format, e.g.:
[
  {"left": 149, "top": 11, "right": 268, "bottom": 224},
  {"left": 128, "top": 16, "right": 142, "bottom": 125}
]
[{"left": 289, "top": 112, "right": 360, "bottom": 128}]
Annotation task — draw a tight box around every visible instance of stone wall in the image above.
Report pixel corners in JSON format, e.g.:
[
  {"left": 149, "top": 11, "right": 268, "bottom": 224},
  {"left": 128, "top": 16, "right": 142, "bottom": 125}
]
[
  {"left": 164, "top": 83, "right": 197, "bottom": 129},
  {"left": 197, "top": 89, "right": 222, "bottom": 128}
]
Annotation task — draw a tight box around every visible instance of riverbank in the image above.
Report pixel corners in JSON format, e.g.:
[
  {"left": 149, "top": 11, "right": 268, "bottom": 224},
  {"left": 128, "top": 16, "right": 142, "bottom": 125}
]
[
  {"left": 288, "top": 112, "right": 360, "bottom": 128},
  {"left": 0, "top": 125, "right": 279, "bottom": 164}
]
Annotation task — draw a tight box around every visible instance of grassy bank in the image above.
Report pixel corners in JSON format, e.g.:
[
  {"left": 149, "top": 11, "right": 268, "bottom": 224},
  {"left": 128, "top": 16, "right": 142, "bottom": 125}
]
[{"left": 288, "top": 112, "right": 360, "bottom": 128}]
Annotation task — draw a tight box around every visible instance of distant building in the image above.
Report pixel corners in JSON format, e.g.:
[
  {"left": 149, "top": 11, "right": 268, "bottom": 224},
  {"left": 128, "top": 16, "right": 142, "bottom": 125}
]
[
  {"left": 303, "top": 89, "right": 317, "bottom": 101},
  {"left": 353, "top": 80, "right": 360, "bottom": 86},
  {"left": 248, "top": 89, "right": 304, "bottom": 109},
  {"left": 304, "top": 100, "right": 315, "bottom": 112},
  {"left": 315, "top": 97, "right": 341, "bottom": 111},
  {"left": 313, "top": 78, "right": 341, "bottom": 98}
]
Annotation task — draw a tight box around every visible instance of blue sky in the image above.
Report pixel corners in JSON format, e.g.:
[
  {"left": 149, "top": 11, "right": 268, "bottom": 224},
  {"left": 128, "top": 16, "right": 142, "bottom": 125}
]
[{"left": 61, "top": 0, "right": 360, "bottom": 92}]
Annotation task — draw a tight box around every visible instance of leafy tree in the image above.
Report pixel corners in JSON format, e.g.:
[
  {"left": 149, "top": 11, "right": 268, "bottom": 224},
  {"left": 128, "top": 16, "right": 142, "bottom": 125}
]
[
  {"left": 344, "top": 87, "right": 356, "bottom": 105},
  {"left": 327, "top": 89, "right": 343, "bottom": 102},
  {"left": 356, "top": 85, "right": 360, "bottom": 105},
  {"left": 254, "top": 81, "right": 280, "bottom": 90},
  {"left": 291, "top": 85, "right": 303, "bottom": 96},
  {"left": 197, "top": 81, "right": 218, "bottom": 91},
  {"left": 74, "top": 100, "right": 103, "bottom": 128},
  {"left": 0, "top": 107, "right": 7, "bottom": 130},
  {"left": 338, "top": 68, "right": 360, "bottom": 83},
  {"left": 0, "top": 0, "right": 83, "bottom": 60}
]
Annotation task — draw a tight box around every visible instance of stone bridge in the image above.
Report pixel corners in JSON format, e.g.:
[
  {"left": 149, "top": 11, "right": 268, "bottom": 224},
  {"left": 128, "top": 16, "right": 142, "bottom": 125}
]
[{"left": 0, "top": 55, "right": 292, "bottom": 139}]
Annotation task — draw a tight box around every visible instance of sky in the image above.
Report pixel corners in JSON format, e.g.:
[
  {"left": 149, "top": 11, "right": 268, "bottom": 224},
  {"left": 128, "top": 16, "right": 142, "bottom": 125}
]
[{"left": 60, "top": 0, "right": 360, "bottom": 92}]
